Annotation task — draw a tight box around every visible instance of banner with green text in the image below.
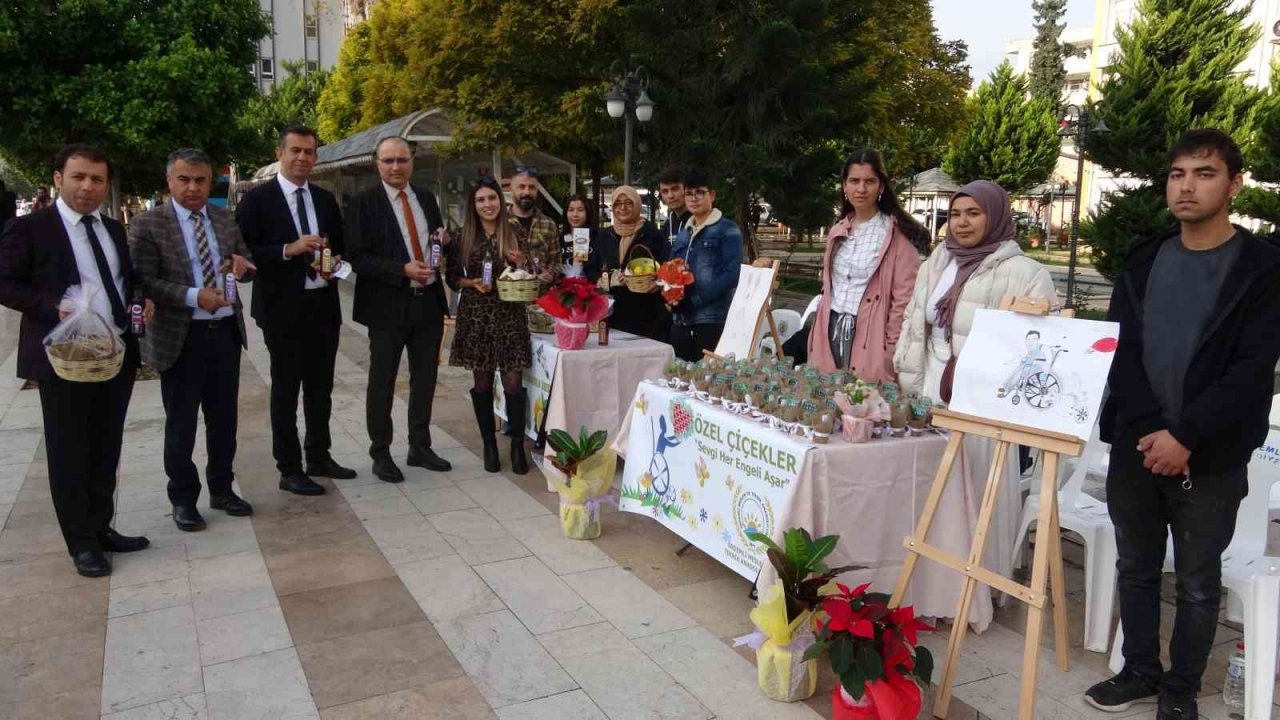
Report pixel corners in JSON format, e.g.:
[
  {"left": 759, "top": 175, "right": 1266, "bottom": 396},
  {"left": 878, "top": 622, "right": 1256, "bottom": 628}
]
[{"left": 619, "top": 382, "right": 814, "bottom": 581}]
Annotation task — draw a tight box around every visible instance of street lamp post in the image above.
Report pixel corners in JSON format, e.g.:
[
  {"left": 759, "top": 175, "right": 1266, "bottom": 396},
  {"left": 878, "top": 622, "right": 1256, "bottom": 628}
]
[
  {"left": 1058, "top": 105, "right": 1109, "bottom": 309},
  {"left": 605, "top": 65, "right": 655, "bottom": 186}
]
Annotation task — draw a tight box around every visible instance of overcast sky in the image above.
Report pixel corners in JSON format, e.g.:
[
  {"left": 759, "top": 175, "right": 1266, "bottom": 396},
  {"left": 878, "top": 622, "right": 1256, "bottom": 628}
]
[{"left": 931, "top": 0, "right": 1096, "bottom": 85}]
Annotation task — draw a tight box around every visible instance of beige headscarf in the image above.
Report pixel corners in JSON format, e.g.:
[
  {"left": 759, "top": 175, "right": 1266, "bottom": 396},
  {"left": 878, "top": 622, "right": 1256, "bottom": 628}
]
[{"left": 610, "top": 185, "right": 645, "bottom": 259}]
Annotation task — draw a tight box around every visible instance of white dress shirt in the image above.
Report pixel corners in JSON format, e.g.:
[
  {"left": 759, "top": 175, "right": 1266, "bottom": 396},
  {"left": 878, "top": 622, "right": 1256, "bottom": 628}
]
[
  {"left": 171, "top": 199, "right": 234, "bottom": 320},
  {"left": 383, "top": 182, "right": 435, "bottom": 287},
  {"left": 276, "top": 174, "right": 327, "bottom": 289},
  {"left": 55, "top": 196, "right": 125, "bottom": 328}
]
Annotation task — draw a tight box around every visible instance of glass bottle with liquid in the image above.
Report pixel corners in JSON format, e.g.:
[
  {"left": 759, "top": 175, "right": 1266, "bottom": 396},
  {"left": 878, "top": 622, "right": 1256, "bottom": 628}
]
[
  {"left": 221, "top": 258, "right": 238, "bottom": 305},
  {"left": 129, "top": 289, "right": 146, "bottom": 336},
  {"left": 481, "top": 247, "right": 494, "bottom": 288},
  {"left": 319, "top": 235, "right": 334, "bottom": 279}
]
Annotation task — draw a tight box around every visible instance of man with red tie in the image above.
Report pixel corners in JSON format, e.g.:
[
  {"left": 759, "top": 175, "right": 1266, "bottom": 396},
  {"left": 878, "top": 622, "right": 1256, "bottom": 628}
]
[{"left": 345, "top": 137, "right": 452, "bottom": 482}]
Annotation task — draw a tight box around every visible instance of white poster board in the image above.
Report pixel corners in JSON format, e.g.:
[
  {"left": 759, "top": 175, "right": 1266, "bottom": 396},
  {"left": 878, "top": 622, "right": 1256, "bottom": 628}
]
[
  {"left": 494, "top": 337, "right": 560, "bottom": 440},
  {"left": 948, "top": 309, "right": 1119, "bottom": 441},
  {"left": 619, "top": 382, "right": 813, "bottom": 580},
  {"left": 712, "top": 263, "right": 775, "bottom": 359}
]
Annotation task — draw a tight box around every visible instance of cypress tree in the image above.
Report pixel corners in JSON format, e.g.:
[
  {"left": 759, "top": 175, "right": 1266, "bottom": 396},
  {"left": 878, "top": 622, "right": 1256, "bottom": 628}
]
[
  {"left": 1083, "top": 0, "right": 1259, "bottom": 279},
  {"left": 1028, "top": 0, "right": 1072, "bottom": 108},
  {"left": 943, "top": 62, "right": 1060, "bottom": 194}
]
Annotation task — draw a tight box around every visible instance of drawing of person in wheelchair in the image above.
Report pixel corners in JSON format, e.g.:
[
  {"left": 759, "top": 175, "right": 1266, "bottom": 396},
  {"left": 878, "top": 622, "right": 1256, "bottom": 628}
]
[{"left": 996, "top": 330, "right": 1067, "bottom": 409}]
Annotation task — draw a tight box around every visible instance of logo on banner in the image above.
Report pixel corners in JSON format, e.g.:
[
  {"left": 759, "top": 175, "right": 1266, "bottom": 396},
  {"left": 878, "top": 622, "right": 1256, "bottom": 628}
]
[
  {"left": 669, "top": 398, "right": 695, "bottom": 439},
  {"left": 732, "top": 485, "right": 774, "bottom": 553}
]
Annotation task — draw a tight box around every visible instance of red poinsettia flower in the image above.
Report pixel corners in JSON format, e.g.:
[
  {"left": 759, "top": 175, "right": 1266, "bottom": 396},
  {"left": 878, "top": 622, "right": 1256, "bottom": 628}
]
[{"left": 888, "top": 606, "right": 934, "bottom": 646}]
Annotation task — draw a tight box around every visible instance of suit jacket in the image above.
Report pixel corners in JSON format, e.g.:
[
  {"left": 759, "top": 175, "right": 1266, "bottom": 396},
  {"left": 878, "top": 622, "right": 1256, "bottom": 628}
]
[
  {"left": 128, "top": 201, "right": 254, "bottom": 373},
  {"left": 0, "top": 205, "right": 140, "bottom": 381},
  {"left": 345, "top": 183, "right": 448, "bottom": 330},
  {"left": 234, "top": 177, "right": 344, "bottom": 334}
]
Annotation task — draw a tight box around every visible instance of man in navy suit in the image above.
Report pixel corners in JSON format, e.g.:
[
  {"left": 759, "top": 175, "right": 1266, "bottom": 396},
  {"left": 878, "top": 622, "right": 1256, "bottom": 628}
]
[
  {"left": 236, "top": 125, "right": 355, "bottom": 496},
  {"left": 0, "top": 144, "right": 149, "bottom": 577}
]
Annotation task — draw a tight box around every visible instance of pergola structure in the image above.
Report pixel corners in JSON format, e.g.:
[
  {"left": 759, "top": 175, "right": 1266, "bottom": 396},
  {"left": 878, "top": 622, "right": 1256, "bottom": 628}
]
[{"left": 231, "top": 108, "right": 576, "bottom": 225}]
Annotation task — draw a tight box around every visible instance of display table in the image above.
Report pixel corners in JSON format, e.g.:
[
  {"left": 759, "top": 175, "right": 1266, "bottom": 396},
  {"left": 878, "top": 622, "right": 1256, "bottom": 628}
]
[
  {"left": 496, "top": 330, "right": 674, "bottom": 449},
  {"left": 614, "top": 381, "right": 1021, "bottom": 632}
]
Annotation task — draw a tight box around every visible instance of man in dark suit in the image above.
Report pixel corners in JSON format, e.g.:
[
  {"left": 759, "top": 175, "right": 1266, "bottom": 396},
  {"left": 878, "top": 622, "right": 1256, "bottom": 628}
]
[
  {"left": 346, "top": 137, "right": 453, "bottom": 482},
  {"left": 235, "top": 125, "right": 355, "bottom": 495},
  {"left": 130, "top": 149, "right": 257, "bottom": 532},
  {"left": 0, "top": 144, "right": 148, "bottom": 577}
]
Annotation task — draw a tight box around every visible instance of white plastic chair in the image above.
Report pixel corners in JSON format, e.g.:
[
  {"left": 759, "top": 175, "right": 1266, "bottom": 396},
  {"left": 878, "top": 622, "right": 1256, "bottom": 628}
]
[
  {"left": 1108, "top": 402, "right": 1280, "bottom": 719},
  {"left": 1011, "top": 423, "right": 1116, "bottom": 652},
  {"left": 799, "top": 294, "right": 821, "bottom": 328}
]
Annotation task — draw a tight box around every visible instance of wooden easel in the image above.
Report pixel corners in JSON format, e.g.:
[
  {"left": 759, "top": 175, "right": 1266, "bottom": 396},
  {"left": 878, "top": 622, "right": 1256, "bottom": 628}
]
[
  {"left": 890, "top": 295, "right": 1083, "bottom": 720},
  {"left": 702, "top": 258, "right": 784, "bottom": 361}
]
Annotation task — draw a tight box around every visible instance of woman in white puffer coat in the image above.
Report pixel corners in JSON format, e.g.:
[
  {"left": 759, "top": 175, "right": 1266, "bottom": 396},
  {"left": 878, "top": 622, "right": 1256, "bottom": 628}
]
[{"left": 894, "top": 180, "right": 1059, "bottom": 403}]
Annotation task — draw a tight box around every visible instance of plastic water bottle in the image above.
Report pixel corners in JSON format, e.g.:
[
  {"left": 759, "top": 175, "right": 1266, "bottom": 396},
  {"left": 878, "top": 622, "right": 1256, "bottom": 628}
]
[{"left": 1222, "top": 640, "right": 1245, "bottom": 715}]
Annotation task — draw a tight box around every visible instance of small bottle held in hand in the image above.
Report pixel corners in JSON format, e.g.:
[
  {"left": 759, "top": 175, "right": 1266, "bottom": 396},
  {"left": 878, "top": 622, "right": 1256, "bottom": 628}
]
[
  {"left": 481, "top": 248, "right": 494, "bottom": 288},
  {"left": 1222, "top": 641, "right": 1245, "bottom": 715},
  {"left": 429, "top": 232, "right": 442, "bottom": 269},
  {"left": 222, "top": 259, "right": 238, "bottom": 305},
  {"left": 319, "top": 236, "right": 334, "bottom": 279},
  {"left": 129, "top": 289, "right": 145, "bottom": 337}
]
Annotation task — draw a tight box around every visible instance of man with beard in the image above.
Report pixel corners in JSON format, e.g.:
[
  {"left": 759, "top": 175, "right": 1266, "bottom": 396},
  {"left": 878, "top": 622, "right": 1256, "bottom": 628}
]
[{"left": 507, "top": 166, "right": 559, "bottom": 278}]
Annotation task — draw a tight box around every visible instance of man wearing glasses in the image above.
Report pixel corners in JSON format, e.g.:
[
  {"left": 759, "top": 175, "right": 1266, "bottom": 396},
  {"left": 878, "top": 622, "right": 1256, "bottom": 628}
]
[
  {"left": 667, "top": 169, "right": 744, "bottom": 360},
  {"left": 507, "top": 166, "right": 560, "bottom": 278},
  {"left": 344, "top": 137, "right": 453, "bottom": 482}
]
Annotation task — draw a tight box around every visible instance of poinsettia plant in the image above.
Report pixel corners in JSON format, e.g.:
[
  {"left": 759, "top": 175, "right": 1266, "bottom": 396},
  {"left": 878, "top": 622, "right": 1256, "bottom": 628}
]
[
  {"left": 536, "top": 276, "right": 611, "bottom": 323},
  {"left": 804, "top": 582, "right": 935, "bottom": 710},
  {"left": 747, "top": 528, "right": 862, "bottom": 622}
]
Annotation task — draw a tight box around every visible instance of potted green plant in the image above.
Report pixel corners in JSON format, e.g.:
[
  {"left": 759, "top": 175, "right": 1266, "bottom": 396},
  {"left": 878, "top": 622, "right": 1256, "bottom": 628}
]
[
  {"left": 739, "top": 528, "right": 861, "bottom": 702},
  {"left": 544, "top": 427, "right": 614, "bottom": 539}
]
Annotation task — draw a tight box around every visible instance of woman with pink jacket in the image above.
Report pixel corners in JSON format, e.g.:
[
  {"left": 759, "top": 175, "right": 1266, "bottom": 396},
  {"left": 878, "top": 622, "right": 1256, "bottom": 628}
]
[{"left": 805, "top": 149, "right": 927, "bottom": 381}]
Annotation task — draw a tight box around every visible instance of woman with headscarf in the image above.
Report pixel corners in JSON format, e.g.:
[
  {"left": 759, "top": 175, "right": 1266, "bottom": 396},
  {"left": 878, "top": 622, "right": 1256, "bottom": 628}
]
[
  {"left": 805, "top": 149, "right": 927, "bottom": 378},
  {"left": 895, "top": 179, "right": 1059, "bottom": 404},
  {"left": 585, "top": 185, "right": 670, "bottom": 340}
]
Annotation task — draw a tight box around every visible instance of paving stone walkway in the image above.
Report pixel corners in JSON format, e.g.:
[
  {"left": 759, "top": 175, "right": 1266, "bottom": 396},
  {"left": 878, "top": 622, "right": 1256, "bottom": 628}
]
[{"left": 0, "top": 282, "right": 1274, "bottom": 719}]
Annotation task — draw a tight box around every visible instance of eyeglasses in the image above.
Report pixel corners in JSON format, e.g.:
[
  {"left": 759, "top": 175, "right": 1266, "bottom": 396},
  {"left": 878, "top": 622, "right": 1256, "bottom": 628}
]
[
  {"left": 613, "top": 198, "right": 635, "bottom": 207},
  {"left": 683, "top": 189, "right": 709, "bottom": 199},
  {"left": 514, "top": 164, "right": 539, "bottom": 177},
  {"left": 378, "top": 157, "right": 412, "bottom": 166}
]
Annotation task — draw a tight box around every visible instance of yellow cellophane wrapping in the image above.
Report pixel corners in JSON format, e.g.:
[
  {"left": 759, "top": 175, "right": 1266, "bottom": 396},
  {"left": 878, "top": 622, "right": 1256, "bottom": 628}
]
[
  {"left": 549, "top": 450, "right": 616, "bottom": 540},
  {"left": 752, "top": 582, "right": 818, "bottom": 702}
]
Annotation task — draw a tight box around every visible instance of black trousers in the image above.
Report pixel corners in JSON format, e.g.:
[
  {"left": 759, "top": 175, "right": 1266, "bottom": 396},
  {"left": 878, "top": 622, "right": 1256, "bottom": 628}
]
[
  {"left": 263, "top": 290, "right": 340, "bottom": 476},
  {"left": 671, "top": 320, "right": 724, "bottom": 362},
  {"left": 1107, "top": 433, "right": 1246, "bottom": 696},
  {"left": 160, "top": 320, "right": 242, "bottom": 507},
  {"left": 367, "top": 290, "right": 444, "bottom": 460},
  {"left": 38, "top": 358, "right": 137, "bottom": 554}
]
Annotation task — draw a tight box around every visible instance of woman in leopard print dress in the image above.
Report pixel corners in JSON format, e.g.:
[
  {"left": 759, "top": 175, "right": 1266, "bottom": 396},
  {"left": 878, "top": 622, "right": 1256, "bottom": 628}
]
[{"left": 446, "top": 176, "right": 532, "bottom": 475}]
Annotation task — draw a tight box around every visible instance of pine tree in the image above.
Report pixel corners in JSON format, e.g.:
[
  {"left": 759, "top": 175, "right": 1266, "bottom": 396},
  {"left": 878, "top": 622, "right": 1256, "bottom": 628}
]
[
  {"left": 1083, "top": 0, "right": 1259, "bottom": 279},
  {"left": 1028, "top": 0, "right": 1071, "bottom": 107},
  {"left": 1237, "top": 61, "right": 1280, "bottom": 228},
  {"left": 943, "top": 62, "right": 1059, "bottom": 194}
]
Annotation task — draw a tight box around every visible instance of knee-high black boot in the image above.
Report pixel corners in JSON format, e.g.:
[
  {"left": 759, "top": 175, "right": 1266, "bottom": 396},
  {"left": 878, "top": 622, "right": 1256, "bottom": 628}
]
[
  {"left": 470, "top": 389, "right": 500, "bottom": 472},
  {"left": 506, "top": 389, "right": 529, "bottom": 475}
]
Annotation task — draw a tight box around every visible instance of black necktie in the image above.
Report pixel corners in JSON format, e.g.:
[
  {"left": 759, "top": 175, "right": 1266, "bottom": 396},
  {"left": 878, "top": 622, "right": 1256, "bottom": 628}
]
[
  {"left": 81, "top": 216, "right": 128, "bottom": 329},
  {"left": 296, "top": 188, "right": 317, "bottom": 280}
]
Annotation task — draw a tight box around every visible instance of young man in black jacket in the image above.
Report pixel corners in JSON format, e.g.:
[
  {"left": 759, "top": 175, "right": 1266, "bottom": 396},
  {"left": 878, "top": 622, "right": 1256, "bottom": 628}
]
[{"left": 1085, "top": 129, "right": 1280, "bottom": 719}]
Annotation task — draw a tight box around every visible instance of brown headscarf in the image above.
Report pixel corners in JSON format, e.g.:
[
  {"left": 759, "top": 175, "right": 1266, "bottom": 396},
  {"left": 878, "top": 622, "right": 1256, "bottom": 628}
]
[
  {"left": 610, "top": 185, "right": 645, "bottom": 259},
  {"left": 933, "top": 180, "right": 1015, "bottom": 340}
]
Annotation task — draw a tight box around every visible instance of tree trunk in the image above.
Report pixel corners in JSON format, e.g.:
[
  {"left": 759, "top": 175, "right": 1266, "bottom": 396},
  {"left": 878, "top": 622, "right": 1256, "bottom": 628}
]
[
  {"left": 591, "top": 161, "right": 604, "bottom": 228},
  {"left": 738, "top": 192, "right": 757, "bottom": 262}
]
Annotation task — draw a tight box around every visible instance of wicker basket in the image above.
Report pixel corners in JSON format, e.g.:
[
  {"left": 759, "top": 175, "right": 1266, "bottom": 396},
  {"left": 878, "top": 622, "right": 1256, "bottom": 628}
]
[
  {"left": 527, "top": 305, "right": 556, "bottom": 334},
  {"left": 46, "top": 348, "right": 124, "bottom": 382},
  {"left": 622, "top": 245, "right": 658, "bottom": 293},
  {"left": 497, "top": 277, "right": 541, "bottom": 303}
]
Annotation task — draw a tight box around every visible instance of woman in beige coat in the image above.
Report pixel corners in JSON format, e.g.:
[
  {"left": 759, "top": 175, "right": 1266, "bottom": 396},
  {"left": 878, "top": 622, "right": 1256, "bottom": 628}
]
[{"left": 895, "top": 180, "right": 1058, "bottom": 403}]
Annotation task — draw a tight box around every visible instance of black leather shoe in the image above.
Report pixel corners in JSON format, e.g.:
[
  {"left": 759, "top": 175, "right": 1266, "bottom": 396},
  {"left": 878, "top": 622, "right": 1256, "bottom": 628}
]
[
  {"left": 279, "top": 473, "right": 327, "bottom": 496},
  {"left": 406, "top": 448, "right": 452, "bottom": 472},
  {"left": 373, "top": 457, "right": 405, "bottom": 483},
  {"left": 72, "top": 550, "right": 111, "bottom": 577},
  {"left": 172, "top": 505, "right": 207, "bottom": 532},
  {"left": 305, "top": 457, "right": 357, "bottom": 480},
  {"left": 98, "top": 529, "right": 150, "bottom": 553},
  {"left": 210, "top": 493, "right": 254, "bottom": 516}
]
